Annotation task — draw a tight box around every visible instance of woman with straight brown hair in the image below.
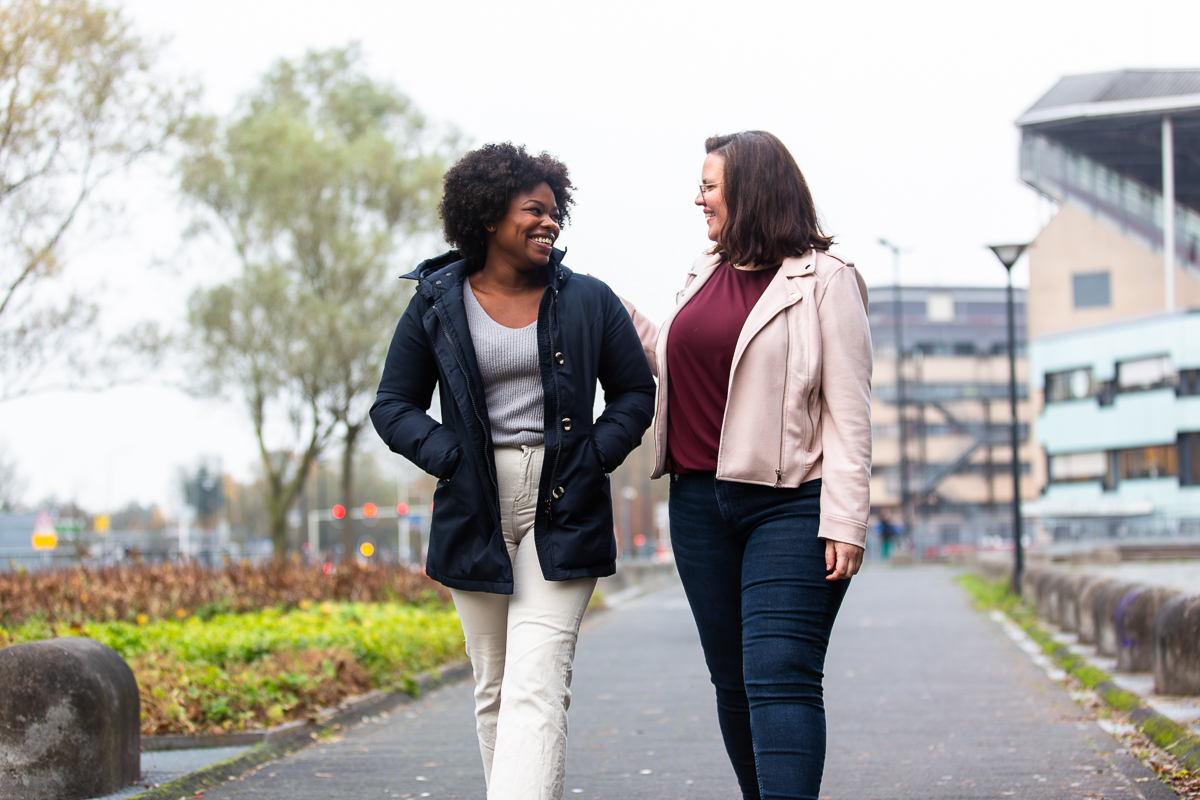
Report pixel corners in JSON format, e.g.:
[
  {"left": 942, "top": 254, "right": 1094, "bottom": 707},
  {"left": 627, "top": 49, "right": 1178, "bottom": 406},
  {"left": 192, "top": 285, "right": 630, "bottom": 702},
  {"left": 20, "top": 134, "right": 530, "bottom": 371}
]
[{"left": 623, "top": 131, "right": 872, "bottom": 799}]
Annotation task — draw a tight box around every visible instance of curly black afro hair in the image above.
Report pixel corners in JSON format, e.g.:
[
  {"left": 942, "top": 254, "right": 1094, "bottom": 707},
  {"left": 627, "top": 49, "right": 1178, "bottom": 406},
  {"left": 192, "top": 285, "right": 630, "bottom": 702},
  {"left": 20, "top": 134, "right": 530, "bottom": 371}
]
[{"left": 439, "top": 142, "right": 574, "bottom": 265}]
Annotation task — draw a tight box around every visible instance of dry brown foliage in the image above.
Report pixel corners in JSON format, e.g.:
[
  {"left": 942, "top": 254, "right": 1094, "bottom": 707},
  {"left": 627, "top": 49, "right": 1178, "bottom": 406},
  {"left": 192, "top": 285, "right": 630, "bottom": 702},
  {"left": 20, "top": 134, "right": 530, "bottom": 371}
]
[{"left": 0, "top": 558, "right": 449, "bottom": 627}]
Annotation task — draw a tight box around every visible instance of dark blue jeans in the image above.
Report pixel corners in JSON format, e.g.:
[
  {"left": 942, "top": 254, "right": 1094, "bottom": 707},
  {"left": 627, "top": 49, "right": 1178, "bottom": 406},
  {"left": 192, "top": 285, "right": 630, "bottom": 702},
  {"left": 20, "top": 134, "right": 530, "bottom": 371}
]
[{"left": 670, "top": 474, "right": 849, "bottom": 800}]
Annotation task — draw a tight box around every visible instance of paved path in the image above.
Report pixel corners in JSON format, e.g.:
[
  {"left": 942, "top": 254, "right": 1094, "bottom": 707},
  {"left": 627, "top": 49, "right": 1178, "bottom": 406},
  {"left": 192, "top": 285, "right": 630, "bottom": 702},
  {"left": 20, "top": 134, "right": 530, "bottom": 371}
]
[{"left": 200, "top": 567, "right": 1173, "bottom": 799}]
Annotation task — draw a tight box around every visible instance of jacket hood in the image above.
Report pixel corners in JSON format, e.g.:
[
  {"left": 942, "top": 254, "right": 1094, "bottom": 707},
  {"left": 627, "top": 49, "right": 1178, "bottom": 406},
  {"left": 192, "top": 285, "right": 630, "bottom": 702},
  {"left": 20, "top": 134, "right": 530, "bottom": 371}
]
[{"left": 402, "top": 248, "right": 572, "bottom": 301}]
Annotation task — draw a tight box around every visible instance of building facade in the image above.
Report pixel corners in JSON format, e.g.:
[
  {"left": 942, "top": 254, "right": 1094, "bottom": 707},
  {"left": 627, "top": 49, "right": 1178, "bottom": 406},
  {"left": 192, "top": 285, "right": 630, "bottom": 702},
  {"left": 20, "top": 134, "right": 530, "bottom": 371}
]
[
  {"left": 868, "top": 286, "right": 1040, "bottom": 545},
  {"left": 1018, "top": 69, "right": 1200, "bottom": 542},
  {"left": 1030, "top": 311, "right": 1200, "bottom": 539}
]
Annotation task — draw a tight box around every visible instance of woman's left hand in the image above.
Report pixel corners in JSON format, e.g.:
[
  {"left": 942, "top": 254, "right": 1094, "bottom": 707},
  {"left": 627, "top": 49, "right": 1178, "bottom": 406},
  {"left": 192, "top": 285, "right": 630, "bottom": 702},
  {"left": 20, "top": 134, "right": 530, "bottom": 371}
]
[{"left": 824, "top": 539, "right": 864, "bottom": 580}]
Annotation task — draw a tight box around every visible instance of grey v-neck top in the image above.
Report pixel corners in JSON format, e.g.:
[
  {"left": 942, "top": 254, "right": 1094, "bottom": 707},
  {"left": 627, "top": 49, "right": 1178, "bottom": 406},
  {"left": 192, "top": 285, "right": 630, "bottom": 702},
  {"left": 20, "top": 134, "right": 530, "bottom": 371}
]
[{"left": 463, "top": 280, "right": 545, "bottom": 447}]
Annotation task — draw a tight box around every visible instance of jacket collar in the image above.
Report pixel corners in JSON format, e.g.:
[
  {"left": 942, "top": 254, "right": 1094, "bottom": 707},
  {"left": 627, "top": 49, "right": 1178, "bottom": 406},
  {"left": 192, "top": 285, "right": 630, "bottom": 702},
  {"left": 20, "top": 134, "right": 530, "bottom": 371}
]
[
  {"left": 404, "top": 248, "right": 572, "bottom": 301},
  {"left": 689, "top": 248, "right": 818, "bottom": 278}
]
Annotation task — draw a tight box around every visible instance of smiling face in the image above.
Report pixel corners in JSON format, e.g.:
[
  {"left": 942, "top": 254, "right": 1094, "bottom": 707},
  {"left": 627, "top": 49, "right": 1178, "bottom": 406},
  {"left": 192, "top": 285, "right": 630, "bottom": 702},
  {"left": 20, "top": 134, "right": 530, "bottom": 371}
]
[
  {"left": 695, "top": 152, "right": 726, "bottom": 243},
  {"left": 484, "top": 181, "right": 561, "bottom": 271}
]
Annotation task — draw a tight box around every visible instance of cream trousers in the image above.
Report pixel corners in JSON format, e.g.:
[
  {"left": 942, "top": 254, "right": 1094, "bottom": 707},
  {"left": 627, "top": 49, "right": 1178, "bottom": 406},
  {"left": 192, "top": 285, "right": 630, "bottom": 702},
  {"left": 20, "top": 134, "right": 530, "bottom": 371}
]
[{"left": 449, "top": 444, "right": 597, "bottom": 800}]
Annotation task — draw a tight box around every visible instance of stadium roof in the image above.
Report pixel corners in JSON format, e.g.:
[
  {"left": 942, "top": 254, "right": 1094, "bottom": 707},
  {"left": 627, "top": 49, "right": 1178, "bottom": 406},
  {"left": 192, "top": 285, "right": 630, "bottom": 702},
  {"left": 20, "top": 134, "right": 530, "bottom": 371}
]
[
  {"left": 1017, "top": 70, "right": 1200, "bottom": 211},
  {"left": 1018, "top": 70, "right": 1200, "bottom": 126}
]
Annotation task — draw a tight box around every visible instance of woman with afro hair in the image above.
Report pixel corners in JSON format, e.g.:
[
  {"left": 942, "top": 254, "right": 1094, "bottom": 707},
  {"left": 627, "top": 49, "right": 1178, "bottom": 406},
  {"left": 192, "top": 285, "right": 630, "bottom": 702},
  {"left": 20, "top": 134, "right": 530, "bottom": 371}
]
[{"left": 371, "top": 143, "right": 656, "bottom": 798}]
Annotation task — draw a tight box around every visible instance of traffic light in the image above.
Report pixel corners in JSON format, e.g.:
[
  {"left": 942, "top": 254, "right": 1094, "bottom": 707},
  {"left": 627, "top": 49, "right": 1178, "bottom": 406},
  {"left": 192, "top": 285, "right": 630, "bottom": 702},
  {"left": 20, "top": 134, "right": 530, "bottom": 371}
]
[{"left": 332, "top": 504, "right": 346, "bottom": 520}]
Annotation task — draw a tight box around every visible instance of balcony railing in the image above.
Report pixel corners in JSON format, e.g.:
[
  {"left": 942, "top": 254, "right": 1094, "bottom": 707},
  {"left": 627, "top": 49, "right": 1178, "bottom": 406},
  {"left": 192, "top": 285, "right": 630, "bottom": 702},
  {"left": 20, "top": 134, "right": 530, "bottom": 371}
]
[{"left": 1021, "top": 131, "right": 1200, "bottom": 271}]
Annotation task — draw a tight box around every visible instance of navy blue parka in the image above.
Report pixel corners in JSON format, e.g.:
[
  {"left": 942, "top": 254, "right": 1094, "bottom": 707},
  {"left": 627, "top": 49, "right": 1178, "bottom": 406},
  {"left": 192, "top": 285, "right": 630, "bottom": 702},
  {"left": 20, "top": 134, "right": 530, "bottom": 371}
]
[{"left": 369, "top": 249, "right": 656, "bottom": 594}]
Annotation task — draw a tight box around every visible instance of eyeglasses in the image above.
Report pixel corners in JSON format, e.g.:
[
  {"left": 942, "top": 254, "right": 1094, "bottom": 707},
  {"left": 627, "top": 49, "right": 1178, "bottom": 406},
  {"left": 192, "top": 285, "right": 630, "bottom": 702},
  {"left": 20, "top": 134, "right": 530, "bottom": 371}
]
[{"left": 698, "top": 181, "right": 723, "bottom": 197}]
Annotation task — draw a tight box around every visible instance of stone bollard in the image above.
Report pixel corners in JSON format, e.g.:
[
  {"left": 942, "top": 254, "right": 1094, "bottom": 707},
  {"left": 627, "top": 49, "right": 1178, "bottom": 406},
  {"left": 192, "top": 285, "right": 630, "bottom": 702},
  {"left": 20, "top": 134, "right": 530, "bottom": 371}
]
[
  {"left": 0, "top": 638, "right": 140, "bottom": 800},
  {"left": 1045, "top": 571, "right": 1073, "bottom": 625},
  {"left": 1058, "top": 573, "right": 1092, "bottom": 633},
  {"left": 1154, "top": 594, "right": 1200, "bottom": 695},
  {"left": 1115, "top": 585, "right": 1181, "bottom": 672},
  {"left": 1095, "top": 581, "right": 1143, "bottom": 657},
  {"left": 1021, "top": 565, "right": 1045, "bottom": 606},
  {"left": 1078, "top": 576, "right": 1119, "bottom": 644},
  {"left": 1034, "top": 569, "right": 1062, "bottom": 621}
]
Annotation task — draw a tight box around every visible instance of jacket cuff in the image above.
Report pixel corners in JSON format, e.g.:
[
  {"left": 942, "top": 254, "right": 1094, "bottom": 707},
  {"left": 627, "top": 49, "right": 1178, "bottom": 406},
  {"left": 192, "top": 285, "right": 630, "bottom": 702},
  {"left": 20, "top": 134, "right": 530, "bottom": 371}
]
[{"left": 817, "top": 514, "right": 867, "bottom": 550}]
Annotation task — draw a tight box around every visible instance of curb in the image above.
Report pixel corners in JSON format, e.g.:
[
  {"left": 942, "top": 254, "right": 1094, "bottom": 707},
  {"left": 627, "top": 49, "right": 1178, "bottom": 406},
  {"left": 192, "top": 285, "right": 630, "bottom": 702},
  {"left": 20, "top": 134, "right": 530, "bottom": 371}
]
[
  {"left": 127, "top": 659, "right": 473, "bottom": 799},
  {"left": 960, "top": 576, "right": 1200, "bottom": 774}
]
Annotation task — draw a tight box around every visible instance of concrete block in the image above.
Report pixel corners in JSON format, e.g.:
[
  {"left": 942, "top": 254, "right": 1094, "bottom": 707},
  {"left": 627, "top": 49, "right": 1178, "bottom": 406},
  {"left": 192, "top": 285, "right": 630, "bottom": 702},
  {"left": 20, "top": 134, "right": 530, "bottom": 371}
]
[
  {"left": 1041, "top": 570, "right": 1072, "bottom": 624},
  {"left": 0, "top": 637, "right": 140, "bottom": 800},
  {"left": 1021, "top": 565, "right": 1045, "bottom": 605},
  {"left": 1154, "top": 594, "right": 1200, "bottom": 695},
  {"left": 1115, "top": 585, "right": 1181, "bottom": 672},
  {"left": 1032, "top": 568, "right": 1070, "bottom": 618},
  {"left": 1095, "top": 581, "right": 1143, "bottom": 657},
  {"left": 1078, "top": 576, "right": 1119, "bottom": 644},
  {"left": 1057, "top": 573, "right": 1093, "bottom": 633}
]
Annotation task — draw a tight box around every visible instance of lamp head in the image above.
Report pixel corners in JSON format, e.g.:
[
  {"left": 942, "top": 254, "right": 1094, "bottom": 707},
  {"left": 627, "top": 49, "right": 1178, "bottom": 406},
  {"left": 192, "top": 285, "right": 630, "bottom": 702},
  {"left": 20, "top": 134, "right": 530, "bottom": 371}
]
[{"left": 988, "top": 243, "right": 1029, "bottom": 270}]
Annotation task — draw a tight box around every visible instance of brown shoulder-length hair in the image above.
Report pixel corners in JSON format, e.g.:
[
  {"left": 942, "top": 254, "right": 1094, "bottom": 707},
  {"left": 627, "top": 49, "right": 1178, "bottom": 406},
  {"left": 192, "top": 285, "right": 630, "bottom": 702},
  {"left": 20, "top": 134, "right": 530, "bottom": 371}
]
[{"left": 705, "top": 131, "right": 833, "bottom": 266}]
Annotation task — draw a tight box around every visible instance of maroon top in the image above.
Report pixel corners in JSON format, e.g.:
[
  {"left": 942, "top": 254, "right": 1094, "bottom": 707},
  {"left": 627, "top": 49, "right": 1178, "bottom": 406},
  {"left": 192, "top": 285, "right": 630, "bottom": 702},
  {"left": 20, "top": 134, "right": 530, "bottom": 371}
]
[{"left": 666, "top": 262, "right": 779, "bottom": 473}]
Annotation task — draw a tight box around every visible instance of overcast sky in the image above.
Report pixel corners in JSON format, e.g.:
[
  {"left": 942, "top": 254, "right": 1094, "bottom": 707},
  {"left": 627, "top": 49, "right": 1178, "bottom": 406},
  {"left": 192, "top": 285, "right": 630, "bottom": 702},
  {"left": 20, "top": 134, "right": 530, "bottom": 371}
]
[{"left": 3, "top": 0, "right": 1198, "bottom": 514}]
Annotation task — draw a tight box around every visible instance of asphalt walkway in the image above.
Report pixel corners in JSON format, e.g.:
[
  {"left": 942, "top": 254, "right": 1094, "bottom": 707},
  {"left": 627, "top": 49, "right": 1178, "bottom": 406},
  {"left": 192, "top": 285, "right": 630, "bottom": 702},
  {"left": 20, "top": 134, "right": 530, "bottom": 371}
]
[{"left": 199, "top": 567, "right": 1174, "bottom": 799}]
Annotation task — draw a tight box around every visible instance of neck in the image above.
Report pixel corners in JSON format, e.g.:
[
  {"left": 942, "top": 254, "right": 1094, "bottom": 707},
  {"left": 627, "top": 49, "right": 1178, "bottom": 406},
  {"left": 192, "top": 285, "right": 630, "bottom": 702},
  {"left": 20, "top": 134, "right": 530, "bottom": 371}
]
[{"left": 476, "top": 253, "right": 547, "bottom": 293}]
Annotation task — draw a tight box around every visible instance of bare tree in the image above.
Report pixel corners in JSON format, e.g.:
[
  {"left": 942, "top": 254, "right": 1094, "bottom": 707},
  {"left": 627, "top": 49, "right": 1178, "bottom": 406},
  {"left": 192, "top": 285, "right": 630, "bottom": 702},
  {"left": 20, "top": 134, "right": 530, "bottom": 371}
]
[
  {"left": 179, "top": 46, "right": 453, "bottom": 557},
  {"left": 0, "top": 443, "right": 26, "bottom": 510},
  {"left": 0, "top": 0, "right": 191, "bottom": 399}
]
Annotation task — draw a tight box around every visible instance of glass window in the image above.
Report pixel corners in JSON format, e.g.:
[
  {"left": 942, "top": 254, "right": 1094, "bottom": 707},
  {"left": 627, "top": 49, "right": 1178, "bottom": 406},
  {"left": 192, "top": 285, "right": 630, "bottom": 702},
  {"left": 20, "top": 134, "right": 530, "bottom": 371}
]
[
  {"left": 1073, "top": 272, "right": 1111, "bottom": 308},
  {"left": 1179, "top": 369, "right": 1200, "bottom": 396},
  {"left": 1045, "top": 367, "right": 1092, "bottom": 402},
  {"left": 1118, "top": 355, "right": 1175, "bottom": 391},
  {"left": 1050, "top": 451, "right": 1107, "bottom": 483},
  {"left": 1178, "top": 433, "right": 1200, "bottom": 487},
  {"left": 1118, "top": 445, "right": 1177, "bottom": 480}
]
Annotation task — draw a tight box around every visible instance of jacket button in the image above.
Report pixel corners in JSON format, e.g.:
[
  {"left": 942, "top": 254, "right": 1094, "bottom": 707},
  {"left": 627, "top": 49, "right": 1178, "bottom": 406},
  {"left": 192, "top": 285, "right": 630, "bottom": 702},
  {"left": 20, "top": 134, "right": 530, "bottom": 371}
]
[
  {"left": 435, "top": 280, "right": 442, "bottom": 284},
  {"left": 555, "top": 352, "right": 564, "bottom": 365},
  {"left": 552, "top": 486, "right": 565, "bottom": 499},
  {"left": 562, "top": 417, "right": 572, "bottom": 431}
]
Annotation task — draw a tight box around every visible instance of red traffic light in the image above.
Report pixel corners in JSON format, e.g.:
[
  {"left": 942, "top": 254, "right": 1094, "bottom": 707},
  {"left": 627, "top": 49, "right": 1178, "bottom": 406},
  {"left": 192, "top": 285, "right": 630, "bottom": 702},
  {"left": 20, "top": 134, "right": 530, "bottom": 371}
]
[
  {"left": 396, "top": 502, "right": 409, "bottom": 515},
  {"left": 363, "top": 502, "right": 377, "bottom": 519},
  {"left": 332, "top": 504, "right": 346, "bottom": 520},
  {"left": 633, "top": 534, "right": 647, "bottom": 547}
]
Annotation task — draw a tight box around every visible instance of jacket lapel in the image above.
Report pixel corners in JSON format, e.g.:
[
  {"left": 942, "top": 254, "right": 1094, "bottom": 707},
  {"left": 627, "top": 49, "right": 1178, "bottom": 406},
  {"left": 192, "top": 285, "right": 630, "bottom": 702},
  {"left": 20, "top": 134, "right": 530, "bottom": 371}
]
[{"left": 730, "top": 252, "right": 815, "bottom": 368}]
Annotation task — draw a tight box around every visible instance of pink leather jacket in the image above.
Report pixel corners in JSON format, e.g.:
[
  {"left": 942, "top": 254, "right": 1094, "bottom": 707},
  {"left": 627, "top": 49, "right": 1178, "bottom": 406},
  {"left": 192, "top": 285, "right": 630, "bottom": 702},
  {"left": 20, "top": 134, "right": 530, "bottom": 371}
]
[{"left": 624, "top": 249, "right": 873, "bottom": 548}]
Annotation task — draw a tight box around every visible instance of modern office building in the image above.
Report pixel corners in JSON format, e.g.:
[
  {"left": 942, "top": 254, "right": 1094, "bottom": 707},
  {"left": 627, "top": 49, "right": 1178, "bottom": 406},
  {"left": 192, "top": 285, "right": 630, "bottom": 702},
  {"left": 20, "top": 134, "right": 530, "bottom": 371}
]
[
  {"left": 1030, "top": 311, "right": 1200, "bottom": 538},
  {"left": 868, "top": 286, "right": 1040, "bottom": 545},
  {"left": 1018, "top": 69, "right": 1200, "bottom": 542}
]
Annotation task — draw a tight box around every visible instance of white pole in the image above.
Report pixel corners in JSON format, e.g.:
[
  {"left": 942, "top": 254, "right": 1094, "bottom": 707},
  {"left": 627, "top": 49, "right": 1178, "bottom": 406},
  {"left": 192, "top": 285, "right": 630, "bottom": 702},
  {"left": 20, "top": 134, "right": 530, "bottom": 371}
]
[
  {"left": 1164, "top": 115, "right": 1176, "bottom": 311},
  {"left": 307, "top": 509, "right": 319, "bottom": 556}
]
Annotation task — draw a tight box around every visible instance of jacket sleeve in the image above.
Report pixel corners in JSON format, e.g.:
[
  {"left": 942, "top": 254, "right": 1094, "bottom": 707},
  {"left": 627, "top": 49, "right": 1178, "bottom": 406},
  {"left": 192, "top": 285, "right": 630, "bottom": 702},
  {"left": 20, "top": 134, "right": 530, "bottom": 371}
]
[
  {"left": 815, "top": 265, "right": 874, "bottom": 548},
  {"left": 592, "top": 286, "right": 658, "bottom": 472},
  {"left": 617, "top": 296, "right": 660, "bottom": 376},
  {"left": 370, "top": 294, "right": 463, "bottom": 480}
]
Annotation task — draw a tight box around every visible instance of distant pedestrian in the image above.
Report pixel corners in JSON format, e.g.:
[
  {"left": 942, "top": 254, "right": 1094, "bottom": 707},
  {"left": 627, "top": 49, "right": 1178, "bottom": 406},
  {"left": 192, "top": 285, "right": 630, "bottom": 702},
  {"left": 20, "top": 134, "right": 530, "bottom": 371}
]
[
  {"left": 878, "top": 507, "right": 901, "bottom": 560},
  {"left": 370, "top": 143, "right": 655, "bottom": 799},
  {"left": 621, "top": 131, "right": 872, "bottom": 800}
]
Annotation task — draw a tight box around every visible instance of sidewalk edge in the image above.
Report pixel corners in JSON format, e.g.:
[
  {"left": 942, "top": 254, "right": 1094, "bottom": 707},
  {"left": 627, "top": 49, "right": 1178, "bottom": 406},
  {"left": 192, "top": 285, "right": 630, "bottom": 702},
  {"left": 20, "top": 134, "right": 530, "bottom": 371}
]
[
  {"left": 125, "top": 659, "right": 473, "bottom": 800},
  {"left": 960, "top": 575, "right": 1200, "bottom": 773}
]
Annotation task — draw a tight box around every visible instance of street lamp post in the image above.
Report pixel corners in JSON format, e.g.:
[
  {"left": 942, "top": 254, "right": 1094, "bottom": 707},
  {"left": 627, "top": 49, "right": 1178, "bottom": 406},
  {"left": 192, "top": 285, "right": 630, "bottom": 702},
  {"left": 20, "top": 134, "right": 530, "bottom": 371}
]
[
  {"left": 879, "top": 239, "right": 912, "bottom": 535},
  {"left": 988, "top": 243, "right": 1029, "bottom": 595}
]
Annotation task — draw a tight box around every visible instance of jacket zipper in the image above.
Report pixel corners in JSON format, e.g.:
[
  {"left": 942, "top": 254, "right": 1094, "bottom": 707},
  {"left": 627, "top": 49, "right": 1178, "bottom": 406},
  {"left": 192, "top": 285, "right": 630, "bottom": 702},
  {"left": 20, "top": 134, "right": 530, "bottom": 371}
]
[
  {"left": 433, "top": 305, "right": 500, "bottom": 518},
  {"left": 545, "top": 284, "right": 562, "bottom": 521},
  {"left": 775, "top": 308, "right": 791, "bottom": 488}
]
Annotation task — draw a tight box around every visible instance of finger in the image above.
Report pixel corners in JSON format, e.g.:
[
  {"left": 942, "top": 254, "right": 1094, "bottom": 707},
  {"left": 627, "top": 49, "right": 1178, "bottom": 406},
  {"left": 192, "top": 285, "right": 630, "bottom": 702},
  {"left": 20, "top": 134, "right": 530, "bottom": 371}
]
[
  {"left": 826, "top": 547, "right": 849, "bottom": 580},
  {"left": 824, "top": 538, "right": 836, "bottom": 572}
]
